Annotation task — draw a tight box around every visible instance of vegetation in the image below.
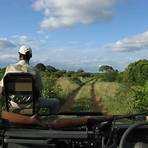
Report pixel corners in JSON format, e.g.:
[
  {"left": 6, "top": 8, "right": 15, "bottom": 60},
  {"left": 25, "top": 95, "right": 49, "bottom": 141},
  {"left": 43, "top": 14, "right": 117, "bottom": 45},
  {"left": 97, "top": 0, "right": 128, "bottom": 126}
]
[
  {"left": 121, "top": 59, "right": 148, "bottom": 85},
  {"left": 72, "top": 84, "right": 92, "bottom": 112},
  {"left": 0, "top": 59, "right": 148, "bottom": 115},
  {"left": 94, "top": 82, "right": 120, "bottom": 114},
  {"left": 99, "top": 65, "right": 117, "bottom": 73},
  {"left": 56, "top": 77, "right": 80, "bottom": 103},
  {"left": 35, "top": 63, "right": 46, "bottom": 71}
]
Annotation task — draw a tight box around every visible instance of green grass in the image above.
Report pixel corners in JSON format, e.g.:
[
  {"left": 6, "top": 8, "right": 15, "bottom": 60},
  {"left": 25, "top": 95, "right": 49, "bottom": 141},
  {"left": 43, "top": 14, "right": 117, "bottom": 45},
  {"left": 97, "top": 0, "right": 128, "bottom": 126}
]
[
  {"left": 94, "top": 81, "right": 119, "bottom": 97},
  {"left": 75, "top": 84, "right": 92, "bottom": 100},
  {"left": 94, "top": 81, "right": 137, "bottom": 114},
  {"left": 72, "top": 82, "right": 93, "bottom": 112},
  {"left": 94, "top": 81, "right": 122, "bottom": 114}
]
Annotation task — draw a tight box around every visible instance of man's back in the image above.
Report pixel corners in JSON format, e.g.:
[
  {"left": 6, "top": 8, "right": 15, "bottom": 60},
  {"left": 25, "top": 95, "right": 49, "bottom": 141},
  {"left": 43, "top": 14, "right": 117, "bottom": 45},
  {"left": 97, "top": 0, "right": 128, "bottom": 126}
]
[
  {"left": 0, "top": 60, "right": 42, "bottom": 93},
  {"left": 0, "top": 45, "right": 60, "bottom": 114},
  {"left": 0, "top": 60, "right": 43, "bottom": 112},
  {"left": 5, "top": 60, "right": 35, "bottom": 74}
]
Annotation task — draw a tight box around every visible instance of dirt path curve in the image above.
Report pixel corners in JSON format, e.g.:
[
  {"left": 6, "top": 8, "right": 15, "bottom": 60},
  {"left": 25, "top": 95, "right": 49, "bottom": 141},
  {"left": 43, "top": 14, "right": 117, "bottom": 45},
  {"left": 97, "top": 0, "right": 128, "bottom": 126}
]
[
  {"left": 59, "top": 86, "right": 82, "bottom": 112},
  {"left": 91, "top": 81, "right": 105, "bottom": 112},
  {"left": 59, "top": 78, "right": 96, "bottom": 112}
]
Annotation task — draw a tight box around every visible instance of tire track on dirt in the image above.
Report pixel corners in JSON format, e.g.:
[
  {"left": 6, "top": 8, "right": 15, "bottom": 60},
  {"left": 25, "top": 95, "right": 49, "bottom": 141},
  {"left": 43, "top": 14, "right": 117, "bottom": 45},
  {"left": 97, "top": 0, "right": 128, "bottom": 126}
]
[
  {"left": 91, "top": 81, "right": 105, "bottom": 112},
  {"left": 59, "top": 86, "right": 83, "bottom": 112},
  {"left": 59, "top": 79, "right": 95, "bottom": 112}
]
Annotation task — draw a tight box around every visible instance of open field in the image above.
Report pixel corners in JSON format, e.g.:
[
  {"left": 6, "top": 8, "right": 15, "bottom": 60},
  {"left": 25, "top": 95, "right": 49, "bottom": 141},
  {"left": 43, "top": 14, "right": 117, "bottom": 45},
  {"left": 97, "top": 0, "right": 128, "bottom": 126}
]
[
  {"left": 57, "top": 79, "right": 123, "bottom": 113},
  {"left": 60, "top": 79, "right": 96, "bottom": 112},
  {"left": 71, "top": 82, "right": 92, "bottom": 112},
  {"left": 1, "top": 67, "right": 147, "bottom": 115},
  {"left": 56, "top": 77, "right": 80, "bottom": 99},
  {"left": 93, "top": 82, "right": 138, "bottom": 114}
]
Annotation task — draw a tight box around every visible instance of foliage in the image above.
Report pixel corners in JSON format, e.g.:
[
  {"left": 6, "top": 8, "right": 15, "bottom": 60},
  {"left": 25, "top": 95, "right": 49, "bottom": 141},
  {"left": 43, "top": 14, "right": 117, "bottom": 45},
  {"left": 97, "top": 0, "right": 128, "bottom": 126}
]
[
  {"left": 99, "top": 65, "right": 115, "bottom": 73},
  {"left": 100, "top": 71, "right": 119, "bottom": 82},
  {"left": 72, "top": 97, "right": 91, "bottom": 112},
  {"left": 94, "top": 82, "right": 135, "bottom": 114},
  {"left": 122, "top": 59, "right": 148, "bottom": 85},
  {"left": 35, "top": 63, "right": 46, "bottom": 71},
  {"left": 46, "top": 65, "right": 58, "bottom": 72},
  {"left": 56, "top": 77, "right": 79, "bottom": 103},
  {"left": 131, "top": 83, "right": 148, "bottom": 112},
  {"left": 72, "top": 82, "right": 92, "bottom": 111},
  {"left": 69, "top": 75, "right": 82, "bottom": 85},
  {"left": 95, "top": 81, "right": 148, "bottom": 114},
  {"left": 54, "top": 70, "right": 65, "bottom": 78},
  {"left": 41, "top": 72, "right": 60, "bottom": 98},
  {"left": 1, "top": 59, "right": 148, "bottom": 114},
  {"left": 77, "top": 68, "right": 85, "bottom": 73}
]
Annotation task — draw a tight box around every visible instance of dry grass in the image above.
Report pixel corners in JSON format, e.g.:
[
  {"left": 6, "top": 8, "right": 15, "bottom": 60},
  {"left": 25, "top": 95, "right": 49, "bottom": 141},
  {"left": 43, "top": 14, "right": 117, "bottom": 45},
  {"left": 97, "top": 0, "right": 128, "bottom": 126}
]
[
  {"left": 94, "top": 81, "right": 119, "bottom": 97},
  {"left": 94, "top": 81, "right": 121, "bottom": 114},
  {"left": 71, "top": 81, "right": 94, "bottom": 111},
  {"left": 56, "top": 77, "right": 80, "bottom": 98},
  {"left": 75, "top": 83, "right": 92, "bottom": 100}
]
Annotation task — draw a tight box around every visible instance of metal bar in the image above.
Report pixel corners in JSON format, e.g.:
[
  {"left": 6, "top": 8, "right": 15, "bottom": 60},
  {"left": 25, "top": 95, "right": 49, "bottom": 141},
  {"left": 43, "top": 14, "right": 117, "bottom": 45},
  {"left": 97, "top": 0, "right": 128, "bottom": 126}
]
[
  {"left": 4, "top": 138, "right": 50, "bottom": 145},
  {"left": 5, "top": 129, "right": 93, "bottom": 139}
]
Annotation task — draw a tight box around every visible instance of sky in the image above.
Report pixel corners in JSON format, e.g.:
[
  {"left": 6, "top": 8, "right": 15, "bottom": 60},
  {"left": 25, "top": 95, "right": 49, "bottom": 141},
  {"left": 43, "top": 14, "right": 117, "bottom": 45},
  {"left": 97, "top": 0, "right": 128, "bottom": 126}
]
[{"left": 0, "top": 0, "right": 148, "bottom": 72}]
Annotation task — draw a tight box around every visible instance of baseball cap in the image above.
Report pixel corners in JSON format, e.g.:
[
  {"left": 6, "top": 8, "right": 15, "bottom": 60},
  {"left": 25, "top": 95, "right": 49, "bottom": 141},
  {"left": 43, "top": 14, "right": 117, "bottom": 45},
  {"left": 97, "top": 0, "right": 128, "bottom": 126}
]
[{"left": 19, "top": 45, "right": 32, "bottom": 55}]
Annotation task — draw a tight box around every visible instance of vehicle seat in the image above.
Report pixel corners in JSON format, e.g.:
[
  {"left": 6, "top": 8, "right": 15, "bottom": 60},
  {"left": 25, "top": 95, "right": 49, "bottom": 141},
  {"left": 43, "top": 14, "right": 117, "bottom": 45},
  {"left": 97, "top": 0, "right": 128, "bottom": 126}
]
[{"left": 3, "top": 73, "right": 37, "bottom": 115}]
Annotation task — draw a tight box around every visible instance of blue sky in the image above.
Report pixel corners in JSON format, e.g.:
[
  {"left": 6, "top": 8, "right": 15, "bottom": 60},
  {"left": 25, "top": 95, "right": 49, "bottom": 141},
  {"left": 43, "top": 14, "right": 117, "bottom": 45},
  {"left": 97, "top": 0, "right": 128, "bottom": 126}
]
[{"left": 0, "top": 0, "right": 148, "bottom": 72}]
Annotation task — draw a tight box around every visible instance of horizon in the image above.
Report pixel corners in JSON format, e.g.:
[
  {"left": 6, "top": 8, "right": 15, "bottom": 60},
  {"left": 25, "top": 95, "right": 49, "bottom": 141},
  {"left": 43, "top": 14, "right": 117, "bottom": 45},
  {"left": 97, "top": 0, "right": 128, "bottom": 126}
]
[
  {"left": 0, "top": 58, "right": 147, "bottom": 73},
  {"left": 0, "top": 0, "right": 148, "bottom": 72}
]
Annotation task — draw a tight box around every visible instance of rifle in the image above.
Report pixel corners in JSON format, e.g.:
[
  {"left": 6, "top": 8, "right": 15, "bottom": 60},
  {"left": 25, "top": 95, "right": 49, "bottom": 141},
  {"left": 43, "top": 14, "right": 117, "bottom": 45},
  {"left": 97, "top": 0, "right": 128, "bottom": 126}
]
[
  {"left": 2, "top": 111, "right": 147, "bottom": 129},
  {"left": 0, "top": 111, "right": 113, "bottom": 128},
  {"left": 49, "top": 115, "right": 113, "bottom": 129}
]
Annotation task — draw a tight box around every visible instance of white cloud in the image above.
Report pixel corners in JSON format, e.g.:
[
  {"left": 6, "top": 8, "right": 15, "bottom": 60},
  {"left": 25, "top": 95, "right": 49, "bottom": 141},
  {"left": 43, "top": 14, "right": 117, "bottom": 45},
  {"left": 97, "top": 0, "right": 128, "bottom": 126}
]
[
  {"left": 33, "top": 0, "right": 117, "bottom": 30},
  {"left": 111, "top": 31, "right": 148, "bottom": 52},
  {"left": 0, "top": 39, "right": 16, "bottom": 49},
  {"left": 11, "top": 35, "right": 32, "bottom": 45},
  {"left": 0, "top": 36, "right": 46, "bottom": 66},
  {"left": 1, "top": 32, "right": 148, "bottom": 72}
]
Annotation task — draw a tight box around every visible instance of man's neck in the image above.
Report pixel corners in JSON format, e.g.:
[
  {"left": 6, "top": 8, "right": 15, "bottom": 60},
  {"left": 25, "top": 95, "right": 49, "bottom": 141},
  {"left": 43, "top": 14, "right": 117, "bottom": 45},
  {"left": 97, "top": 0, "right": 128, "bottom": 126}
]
[{"left": 19, "top": 59, "right": 29, "bottom": 64}]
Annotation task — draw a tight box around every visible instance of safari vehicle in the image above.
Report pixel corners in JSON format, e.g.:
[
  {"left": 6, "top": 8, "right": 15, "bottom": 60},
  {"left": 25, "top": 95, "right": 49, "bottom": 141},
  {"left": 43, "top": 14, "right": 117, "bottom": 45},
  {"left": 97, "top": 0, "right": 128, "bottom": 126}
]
[
  {"left": 0, "top": 73, "right": 148, "bottom": 148},
  {"left": 1, "top": 1, "right": 148, "bottom": 148},
  {"left": 1, "top": 107, "right": 148, "bottom": 148}
]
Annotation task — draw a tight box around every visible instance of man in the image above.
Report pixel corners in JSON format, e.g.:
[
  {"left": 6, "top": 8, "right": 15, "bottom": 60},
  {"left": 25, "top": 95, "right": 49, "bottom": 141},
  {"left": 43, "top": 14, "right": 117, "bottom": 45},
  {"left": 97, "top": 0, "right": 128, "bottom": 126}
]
[{"left": 0, "top": 45, "right": 60, "bottom": 114}]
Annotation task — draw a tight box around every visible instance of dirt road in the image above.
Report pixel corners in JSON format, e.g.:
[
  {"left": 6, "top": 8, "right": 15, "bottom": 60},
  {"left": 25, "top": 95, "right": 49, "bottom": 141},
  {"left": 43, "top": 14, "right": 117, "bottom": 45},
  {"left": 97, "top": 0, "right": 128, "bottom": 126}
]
[
  {"left": 91, "top": 81, "right": 104, "bottom": 112},
  {"left": 60, "top": 79, "right": 105, "bottom": 113},
  {"left": 59, "top": 86, "right": 82, "bottom": 112}
]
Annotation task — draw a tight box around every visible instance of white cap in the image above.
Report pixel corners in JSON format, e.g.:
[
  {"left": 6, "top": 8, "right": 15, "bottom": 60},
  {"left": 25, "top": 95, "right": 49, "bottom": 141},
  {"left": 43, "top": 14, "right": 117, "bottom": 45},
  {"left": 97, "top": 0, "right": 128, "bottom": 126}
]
[{"left": 19, "top": 45, "right": 32, "bottom": 55}]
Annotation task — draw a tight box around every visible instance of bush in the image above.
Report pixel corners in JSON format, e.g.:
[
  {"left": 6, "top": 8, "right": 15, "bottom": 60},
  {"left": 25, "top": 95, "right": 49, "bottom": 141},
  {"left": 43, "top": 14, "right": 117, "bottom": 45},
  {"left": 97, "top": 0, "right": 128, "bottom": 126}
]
[
  {"left": 132, "top": 83, "right": 148, "bottom": 112},
  {"left": 122, "top": 59, "right": 148, "bottom": 85},
  {"left": 105, "top": 83, "right": 148, "bottom": 114},
  {"left": 41, "top": 72, "right": 61, "bottom": 98},
  {"left": 46, "top": 65, "right": 58, "bottom": 72},
  {"left": 100, "top": 71, "right": 119, "bottom": 82},
  {"left": 35, "top": 63, "right": 46, "bottom": 71}
]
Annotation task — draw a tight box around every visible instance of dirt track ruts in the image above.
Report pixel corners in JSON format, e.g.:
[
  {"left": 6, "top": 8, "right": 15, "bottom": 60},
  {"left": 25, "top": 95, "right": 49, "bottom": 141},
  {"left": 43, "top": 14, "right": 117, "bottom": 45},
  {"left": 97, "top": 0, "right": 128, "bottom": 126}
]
[
  {"left": 60, "top": 79, "right": 105, "bottom": 113},
  {"left": 59, "top": 86, "right": 82, "bottom": 112},
  {"left": 91, "top": 81, "right": 105, "bottom": 112}
]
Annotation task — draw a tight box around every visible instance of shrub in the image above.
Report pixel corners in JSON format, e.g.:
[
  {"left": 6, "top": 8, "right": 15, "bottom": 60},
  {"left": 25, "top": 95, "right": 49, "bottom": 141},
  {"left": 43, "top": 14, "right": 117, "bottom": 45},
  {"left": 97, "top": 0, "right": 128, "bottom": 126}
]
[{"left": 122, "top": 59, "right": 148, "bottom": 85}]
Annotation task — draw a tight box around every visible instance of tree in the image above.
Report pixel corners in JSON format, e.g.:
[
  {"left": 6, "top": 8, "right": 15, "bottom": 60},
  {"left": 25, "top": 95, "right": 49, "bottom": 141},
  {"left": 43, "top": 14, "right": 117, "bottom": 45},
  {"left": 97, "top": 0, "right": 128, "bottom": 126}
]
[
  {"left": 35, "top": 63, "right": 46, "bottom": 71},
  {"left": 99, "top": 65, "right": 114, "bottom": 73},
  {"left": 122, "top": 59, "right": 148, "bottom": 85},
  {"left": 77, "top": 68, "right": 84, "bottom": 73},
  {"left": 98, "top": 65, "right": 118, "bottom": 81},
  {"left": 46, "top": 65, "right": 57, "bottom": 72},
  {"left": 100, "top": 71, "right": 119, "bottom": 82}
]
